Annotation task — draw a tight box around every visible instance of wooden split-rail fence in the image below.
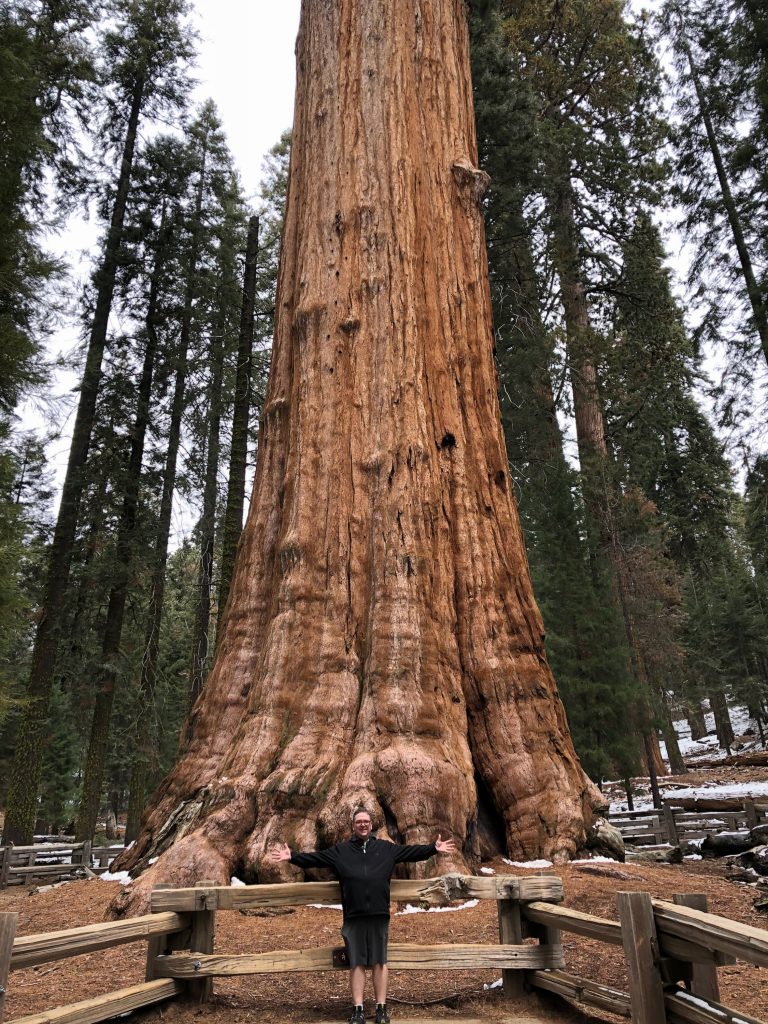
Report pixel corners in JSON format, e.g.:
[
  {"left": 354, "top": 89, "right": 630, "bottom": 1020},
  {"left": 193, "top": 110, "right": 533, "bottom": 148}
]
[
  {"left": 0, "top": 843, "right": 125, "bottom": 890},
  {"left": 0, "top": 872, "right": 766, "bottom": 1024},
  {"left": 608, "top": 796, "right": 768, "bottom": 847}
]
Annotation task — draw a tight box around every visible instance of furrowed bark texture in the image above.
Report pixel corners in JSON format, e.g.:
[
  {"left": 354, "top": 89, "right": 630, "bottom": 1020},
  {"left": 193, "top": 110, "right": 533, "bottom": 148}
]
[{"left": 114, "top": 0, "right": 598, "bottom": 909}]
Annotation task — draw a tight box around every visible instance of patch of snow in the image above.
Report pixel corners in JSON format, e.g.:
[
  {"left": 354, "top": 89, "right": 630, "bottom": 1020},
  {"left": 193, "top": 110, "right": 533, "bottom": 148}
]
[
  {"left": 396, "top": 899, "right": 479, "bottom": 915},
  {"left": 675, "top": 991, "right": 728, "bottom": 1017},
  {"left": 571, "top": 857, "right": 619, "bottom": 864},
  {"left": 502, "top": 858, "right": 553, "bottom": 868},
  {"left": 684, "top": 854, "right": 703, "bottom": 861},
  {"left": 479, "top": 867, "right": 495, "bottom": 875},
  {"left": 483, "top": 978, "right": 503, "bottom": 990},
  {"left": 308, "top": 903, "right": 343, "bottom": 910},
  {"left": 230, "top": 876, "right": 247, "bottom": 887},
  {"left": 148, "top": 856, "right": 158, "bottom": 865},
  {"left": 99, "top": 870, "right": 133, "bottom": 884}
]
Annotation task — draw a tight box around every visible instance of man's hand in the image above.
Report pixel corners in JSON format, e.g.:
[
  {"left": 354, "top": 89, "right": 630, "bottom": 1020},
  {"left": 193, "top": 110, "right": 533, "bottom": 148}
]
[
  {"left": 268, "top": 842, "right": 292, "bottom": 863},
  {"left": 435, "top": 834, "right": 457, "bottom": 854}
]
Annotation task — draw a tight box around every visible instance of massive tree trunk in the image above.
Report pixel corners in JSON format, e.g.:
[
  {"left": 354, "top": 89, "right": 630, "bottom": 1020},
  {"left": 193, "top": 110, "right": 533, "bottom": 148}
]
[{"left": 113, "top": 0, "right": 598, "bottom": 910}]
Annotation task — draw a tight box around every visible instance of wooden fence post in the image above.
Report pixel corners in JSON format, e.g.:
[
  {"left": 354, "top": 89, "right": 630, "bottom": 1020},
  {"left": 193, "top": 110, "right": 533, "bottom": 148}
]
[
  {"left": 663, "top": 804, "right": 679, "bottom": 846},
  {"left": 188, "top": 880, "right": 216, "bottom": 1003},
  {"left": 497, "top": 897, "right": 525, "bottom": 998},
  {"left": 672, "top": 893, "right": 720, "bottom": 1003},
  {"left": 146, "top": 884, "right": 176, "bottom": 981},
  {"left": 23, "top": 851, "right": 37, "bottom": 887},
  {"left": 0, "top": 912, "right": 18, "bottom": 1024},
  {"left": 744, "top": 797, "right": 758, "bottom": 831},
  {"left": 617, "top": 891, "right": 668, "bottom": 1024},
  {"left": 0, "top": 850, "right": 10, "bottom": 892}
]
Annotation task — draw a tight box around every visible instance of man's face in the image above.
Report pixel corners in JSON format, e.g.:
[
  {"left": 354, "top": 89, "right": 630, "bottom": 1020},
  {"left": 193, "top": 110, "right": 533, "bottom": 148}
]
[{"left": 353, "top": 813, "right": 372, "bottom": 838}]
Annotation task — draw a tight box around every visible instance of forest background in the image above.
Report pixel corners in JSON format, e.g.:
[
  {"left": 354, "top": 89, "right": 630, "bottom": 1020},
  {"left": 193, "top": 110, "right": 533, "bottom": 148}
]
[{"left": 1, "top": 0, "right": 767, "bottom": 846}]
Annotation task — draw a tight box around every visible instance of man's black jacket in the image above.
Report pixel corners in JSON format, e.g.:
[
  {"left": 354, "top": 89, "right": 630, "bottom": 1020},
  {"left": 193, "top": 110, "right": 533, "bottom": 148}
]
[{"left": 290, "top": 834, "right": 436, "bottom": 919}]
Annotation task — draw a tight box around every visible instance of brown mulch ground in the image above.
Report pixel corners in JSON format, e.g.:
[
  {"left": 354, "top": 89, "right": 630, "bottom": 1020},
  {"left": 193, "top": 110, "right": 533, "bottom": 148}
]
[{"left": 3, "top": 856, "right": 767, "bottom": 1024}]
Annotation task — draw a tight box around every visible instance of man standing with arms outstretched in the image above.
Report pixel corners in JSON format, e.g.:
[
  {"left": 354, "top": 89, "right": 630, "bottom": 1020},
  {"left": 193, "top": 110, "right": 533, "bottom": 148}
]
[{"left": 270, "top": 806, "right": 457, "bottom": 1024}]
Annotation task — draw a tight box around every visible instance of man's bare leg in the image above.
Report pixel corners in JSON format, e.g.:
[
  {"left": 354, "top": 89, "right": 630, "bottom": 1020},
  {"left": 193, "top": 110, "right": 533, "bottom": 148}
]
[
  {"left": 350, "top": 965, "right": 366, "bottom": 1005},
  {"left": 372, "top": 964, "right": 388, "bottom": 1004}
]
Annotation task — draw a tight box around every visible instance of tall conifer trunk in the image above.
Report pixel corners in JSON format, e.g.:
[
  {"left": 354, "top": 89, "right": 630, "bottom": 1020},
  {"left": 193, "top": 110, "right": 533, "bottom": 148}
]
[
  {"left": 75, "top": 247, "right": 160, "bottom": 841},
  {"left": 113, "top": 0, "right": 598, "bottom": 909},
  {"left": 677, "top": 21, "right": 768, "bottom": 366},
  {"left": 218, "top": 215, "right": 260, "bottom": 633},
  {"left": 125, "top": 174, "right": 208, "bottom": 844},
  {"left": 548, "top": 172, "right": 667, "bottom": 785},
  {"left": 3, "top": 78, "right": 145, "bottom": 845}
]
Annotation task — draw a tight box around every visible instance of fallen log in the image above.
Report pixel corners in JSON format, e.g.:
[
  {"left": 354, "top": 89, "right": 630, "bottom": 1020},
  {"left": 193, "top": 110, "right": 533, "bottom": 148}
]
[
  {"left": 685, "top": 751, "right": 768, "bottom": 769},
  {"left": 662, "top": 797, "right": 763, "bottom": 812},
  {"left": 701, "top": 833, "right": 753, "bottom": 858},
  {"left": 625, "top": 845, "right": 683, "bottom": 864}
]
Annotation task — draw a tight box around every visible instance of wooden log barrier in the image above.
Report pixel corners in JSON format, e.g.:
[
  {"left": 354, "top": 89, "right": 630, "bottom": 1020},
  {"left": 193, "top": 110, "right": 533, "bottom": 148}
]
[
  {"left": 652, "top": 898, "right": 768, "bottom": 967},
  {"left": 528, "top": 969, "right": 631, "bottom": 1018},
  {"left": 187, "top": 880, "right": 216, "bottom": 1002},
  {"left": 10, "top": 913, "right": 189, "bottom": 970},
  {"left": 10, "top": 979, "right": 183, "bottom": 1024},
  {"left": 152, "top": 942, "right": 564, "bottom": 977},
  {"left": 672, "top": 894, "right": 720, "bottom": 1002},
  {"left": 150, "top": 873, "right": 564, "bottom": 912},
  {"left": 497, "top": 899, "right": 524, "bottom": 998},
  {"left": 617, "top": 891, "right": 667, "bottom": 1024},
  {"left": 0, "top": 914, "right": 18, "bottom": 1024}
]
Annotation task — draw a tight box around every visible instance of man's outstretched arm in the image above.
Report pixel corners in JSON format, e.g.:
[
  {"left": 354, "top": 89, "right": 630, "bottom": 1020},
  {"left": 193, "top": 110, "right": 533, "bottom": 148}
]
[
  {"left": 393, "top": 833, "right": 457, "bottom": 863},
  {"left": 269, "top": 841, "right": 338, "bottom": 869}
]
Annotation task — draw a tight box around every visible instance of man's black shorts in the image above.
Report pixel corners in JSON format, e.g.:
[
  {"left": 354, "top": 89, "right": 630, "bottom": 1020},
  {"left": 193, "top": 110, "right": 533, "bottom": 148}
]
[{"left": 341, "top": 915, "right": 390, "bottom": 967}]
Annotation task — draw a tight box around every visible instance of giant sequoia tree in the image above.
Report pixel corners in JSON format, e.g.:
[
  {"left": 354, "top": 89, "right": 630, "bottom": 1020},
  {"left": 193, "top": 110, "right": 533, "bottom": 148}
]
[{"left": 114, "top": 0, "right": 598, "bottom": 906}]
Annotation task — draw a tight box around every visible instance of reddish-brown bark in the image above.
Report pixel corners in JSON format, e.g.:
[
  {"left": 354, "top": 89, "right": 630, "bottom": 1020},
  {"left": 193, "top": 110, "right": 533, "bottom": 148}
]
[{"left": 113, "top": 0, "right": 599, "bottom": 912}]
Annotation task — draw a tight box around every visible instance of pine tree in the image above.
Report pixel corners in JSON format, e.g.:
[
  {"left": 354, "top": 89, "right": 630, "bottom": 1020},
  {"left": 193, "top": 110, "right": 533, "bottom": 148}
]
[{"left": 3, "top": 0, "right": 195, "bottom": 845}]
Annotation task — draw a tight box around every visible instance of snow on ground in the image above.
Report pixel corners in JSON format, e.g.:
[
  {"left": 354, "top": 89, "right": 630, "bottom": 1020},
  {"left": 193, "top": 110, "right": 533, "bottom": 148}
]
[
  {"left": 99, "top": 869, "right": 132, "bottom": 883},
  {"left": 396, "top": 899, "right": 479, "bottom": 915},
  {"left": 502, "top": 858, "right": 553, "bottom": 868},
  {"left": 659, "top": 702, "right": 758, "bottom": 764},
  {"left": 610, "top": 779, "right": 768, "bottom": 813}
]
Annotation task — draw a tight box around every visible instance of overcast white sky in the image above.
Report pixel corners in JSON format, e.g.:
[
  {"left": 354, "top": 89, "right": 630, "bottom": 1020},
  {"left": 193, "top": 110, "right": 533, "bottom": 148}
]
[{"left": 193, "top": 2, "right": 300, "bottom": 199}]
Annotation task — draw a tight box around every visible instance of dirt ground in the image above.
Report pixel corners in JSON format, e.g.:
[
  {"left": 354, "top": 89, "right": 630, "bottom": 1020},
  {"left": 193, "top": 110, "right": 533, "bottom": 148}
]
[{"left": 3, "top": 855, "right": 767, "bottom": 1024}]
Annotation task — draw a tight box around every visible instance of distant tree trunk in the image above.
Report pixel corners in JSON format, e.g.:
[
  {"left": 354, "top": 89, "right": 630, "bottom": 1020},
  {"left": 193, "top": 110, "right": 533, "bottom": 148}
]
[
  {"left": 660, "top": 689, "right": 686, "bottom": 775},
  {"left": 3, "top": 77, "right": 146, "bottom": 845},
  {"left": 217, "top": 214, "right": 260, "bottom": 635},
  {"left": 687, "top": 700, "right": 707, "bottom": 740},
  {"left": 75, "top": 244, "right": 160, "bottom": 841},
  {"left": 710, "top": 689, "right": 734, "bottom": 753},
  {"left": 185, "top": 318, "right": 226, "bottom": 718},
  {"left": 124, "top": 184, "right": 207, "bottom": 845},
  {"left": 678, "top": 23, "right": 768, "bottom": 366},
  {"left": 547, "top": 170, "right": 667, "bottom": 780},
  {"left": 112, "top": 0, "right": 599, "bottom": 909}
]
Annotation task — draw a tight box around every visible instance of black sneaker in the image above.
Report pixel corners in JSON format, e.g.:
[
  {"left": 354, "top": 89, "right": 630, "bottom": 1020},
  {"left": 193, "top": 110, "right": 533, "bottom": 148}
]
[
  {"left": 347, "top": 1007, "right": 365, "bottom": 1024},
  {"left": 375, "top": 1005, "right": 390, "bottom": 1024}
]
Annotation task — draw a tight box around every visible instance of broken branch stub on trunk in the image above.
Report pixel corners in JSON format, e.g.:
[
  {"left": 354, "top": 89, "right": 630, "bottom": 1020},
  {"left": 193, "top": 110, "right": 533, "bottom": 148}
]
[{"left": 111, "top": 0, "right": 599, "bottom": 913}]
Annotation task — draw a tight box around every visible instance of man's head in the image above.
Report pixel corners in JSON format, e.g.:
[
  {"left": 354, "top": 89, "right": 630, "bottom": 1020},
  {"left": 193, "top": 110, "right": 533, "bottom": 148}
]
[{"left": 351, "top": 805, "right": 373, "bottom": 839}]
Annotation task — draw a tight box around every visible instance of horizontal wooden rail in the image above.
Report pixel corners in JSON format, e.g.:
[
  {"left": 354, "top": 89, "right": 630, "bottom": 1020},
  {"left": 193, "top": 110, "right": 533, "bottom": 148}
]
[
  {"left": 9, "top": 979, "right": 182, "bottom": 1024},
  {"left": 10, "top": 913, "right": 189, "bottom": 970},
  {"left": 665, "top": 989, "right": 765, "bottom": 1024},
  {"left": 153, "top": 942, "right": 564, "bottom": 977},
  {"left": 523, "top": 901, "right": 623, "bottom": 945},
  {"left": 528, "top": 969, "right": 630, "bottom": 1017},
  {"left": 652, "top": 899, "right": 768, "bottom": 967},
  {"left": 7, "top": 865, "right": 88, "bottom": 877},
  {"left": 150, "top": 873, "right": 563, "bottom": 912}
]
